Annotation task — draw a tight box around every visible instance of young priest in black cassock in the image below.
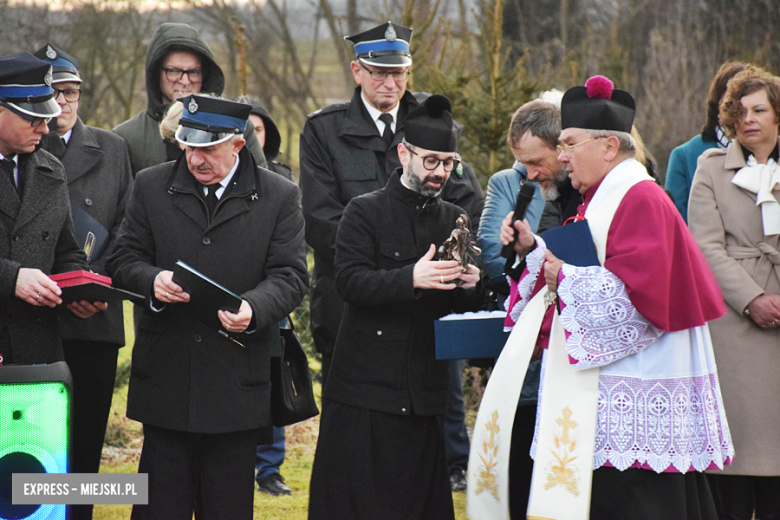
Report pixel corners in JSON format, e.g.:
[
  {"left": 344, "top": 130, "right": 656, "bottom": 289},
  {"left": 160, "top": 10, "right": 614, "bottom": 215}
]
[{"left": 308, "top": 95, "right": 484, "bottom": 520}]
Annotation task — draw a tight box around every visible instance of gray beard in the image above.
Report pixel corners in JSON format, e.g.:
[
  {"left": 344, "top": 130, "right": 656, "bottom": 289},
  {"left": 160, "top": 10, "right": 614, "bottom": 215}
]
[
  {"left": 539, "top": 168, "right": 569, "bottom": 201},
  {"left": 407, "top": 165, "right": 444, "bottom": 198}
]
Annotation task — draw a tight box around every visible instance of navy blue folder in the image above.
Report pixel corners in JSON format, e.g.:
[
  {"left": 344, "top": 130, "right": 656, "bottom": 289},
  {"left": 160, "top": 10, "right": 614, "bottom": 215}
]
[
  {"left": 71, "top": 207, "right": 110, "bottom": 264},
  {"left": 540, "top": 219, "right": 600, "bottom": 267}
]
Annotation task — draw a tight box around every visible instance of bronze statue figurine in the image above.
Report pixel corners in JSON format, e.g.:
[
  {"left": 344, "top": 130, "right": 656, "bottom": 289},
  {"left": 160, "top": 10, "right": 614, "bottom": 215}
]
[{"left": 438, "top": 214, "right": 481, "bottom": 285}]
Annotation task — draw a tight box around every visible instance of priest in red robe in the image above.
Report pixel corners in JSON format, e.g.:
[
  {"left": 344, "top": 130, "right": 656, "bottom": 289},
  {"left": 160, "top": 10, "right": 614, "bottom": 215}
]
[{"left": 500, "top": 76, "right": 733, "bottom": 520}]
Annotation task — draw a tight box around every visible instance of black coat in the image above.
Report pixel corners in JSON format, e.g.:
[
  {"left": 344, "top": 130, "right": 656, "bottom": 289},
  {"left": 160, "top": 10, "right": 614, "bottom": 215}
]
[
  {"left": 41, "top": 119, "right": 134, "bottom": 346},
  {"left": 0, "top": 149, "right": 87, "bottom": 363},
  {"left": 300, "top": 87, "right": 485, "bottom": 355},
  {"left": 325, "top": 171, "right": 484, "bottom": 416},
  {"left": 106, "top": 148, "right": 308, "bottom": 433}
]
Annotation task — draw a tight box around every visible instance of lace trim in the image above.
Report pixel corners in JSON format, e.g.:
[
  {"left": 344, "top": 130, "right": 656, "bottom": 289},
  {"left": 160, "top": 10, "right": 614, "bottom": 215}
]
[
  {"left": 531, "top": 371, "right": 734, "bottom": 473},
  {"left": 592, "top": 373, "right": 734, "bottom": 472},
  {"left": 558, "top": 265, "right": 663, "bottom": 369},
  {"left": 507, "top": 238, "right": 546, "bottom": 325}
]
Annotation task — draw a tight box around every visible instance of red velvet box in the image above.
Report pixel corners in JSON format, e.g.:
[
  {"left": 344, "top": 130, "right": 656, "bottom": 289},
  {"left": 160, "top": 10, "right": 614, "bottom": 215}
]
[{"left": 50, "top": 270, "right": 112, "bottom": 288}]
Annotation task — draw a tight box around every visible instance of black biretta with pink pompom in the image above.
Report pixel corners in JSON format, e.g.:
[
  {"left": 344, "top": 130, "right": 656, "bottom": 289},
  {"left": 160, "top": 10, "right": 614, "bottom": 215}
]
[
  {"left": 561, "top": 75, "right": 635, "bottom": 132},
  {"left": 403, "top": 94, "right": 458, "bottom": 152}
]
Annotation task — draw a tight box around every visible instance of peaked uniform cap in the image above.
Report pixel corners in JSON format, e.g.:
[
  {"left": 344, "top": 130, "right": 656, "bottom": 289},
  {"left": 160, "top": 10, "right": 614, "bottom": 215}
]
[
  {"left": 404, "top": 94, "right": 457, "bottom": 152},
  {"left": 33, "top": 43, "right": 82, "bottom": 84},
  {"left": 0, "top": 52, "right": 61, "bottom": 118},
  {"left": 175, "top": 94, "right": 251, "bottom": 147},
  {"left": 344, "top": 22, "right": 412, "bottom": 68},
  {"left": 561, "top": 75, "right": 635, "bottom": 133}
]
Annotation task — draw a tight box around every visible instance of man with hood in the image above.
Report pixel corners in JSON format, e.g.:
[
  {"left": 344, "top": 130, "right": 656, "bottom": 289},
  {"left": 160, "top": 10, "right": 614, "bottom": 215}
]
[
  {"left": 113, "top": 22, "right": 267, "bottom": 176},
  {"left": 236, "top": 95, "right": 293, "bottom": 182}
]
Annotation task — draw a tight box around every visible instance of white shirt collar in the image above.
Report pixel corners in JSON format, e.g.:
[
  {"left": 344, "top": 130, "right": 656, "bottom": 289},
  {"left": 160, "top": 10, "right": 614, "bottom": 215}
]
[
  {"left": 361, "top": 92, "right": 401, "bottom": 135},
  {"left": 202, "top": 155, "right": 240, "bottom": 199},
  {"left": 61, "top": 129, "right": 73, "bottom": 144}
]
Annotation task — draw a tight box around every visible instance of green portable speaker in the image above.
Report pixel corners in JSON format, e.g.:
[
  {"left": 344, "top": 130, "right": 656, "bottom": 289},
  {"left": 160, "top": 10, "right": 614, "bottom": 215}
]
[{"left": 0, "top": 362, "right": 72, "bottom": 520}]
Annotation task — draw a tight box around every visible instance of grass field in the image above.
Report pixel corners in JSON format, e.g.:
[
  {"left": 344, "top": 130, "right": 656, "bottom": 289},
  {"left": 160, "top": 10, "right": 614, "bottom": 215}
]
[{"left": 92, "top": 304, "right": 470, "bottom": 520}]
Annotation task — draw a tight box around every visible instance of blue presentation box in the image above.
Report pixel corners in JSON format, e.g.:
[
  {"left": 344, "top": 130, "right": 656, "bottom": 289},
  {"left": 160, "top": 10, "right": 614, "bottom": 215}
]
[{"left": 434, "top": 312, "right": 510, "bottom": 360}]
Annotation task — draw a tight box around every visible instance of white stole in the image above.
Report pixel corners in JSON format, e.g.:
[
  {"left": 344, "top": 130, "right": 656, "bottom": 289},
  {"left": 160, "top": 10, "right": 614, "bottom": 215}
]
[{"left": 467, "top": 158, "right": 652, "bottom": 520}]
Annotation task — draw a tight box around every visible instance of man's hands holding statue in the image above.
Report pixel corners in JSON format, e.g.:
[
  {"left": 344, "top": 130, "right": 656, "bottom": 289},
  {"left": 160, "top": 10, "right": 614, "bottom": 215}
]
[
  {"left": 500, "top": 210, "right": 564, "bottom": 293},
  {"left": 153, "top": 270, "right": 253, "bottom": 333},
  {"left": 413, "top": 244, "right": 480, "bottom": 290}
]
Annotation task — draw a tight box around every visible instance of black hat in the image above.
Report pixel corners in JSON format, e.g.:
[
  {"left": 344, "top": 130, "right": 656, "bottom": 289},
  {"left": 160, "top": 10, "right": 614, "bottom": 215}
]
[
  {"left": 561, "top": 76, "right": 635, "bottom": 133},
  {"left": 344, "top": 22, "right": 412, "bottom": 68},
  {"left": 0, "top": 52, "right": 61, "bottom": 118},
  {"left": 404, "top": 95, "right": 457, "bottom": 152},
  {"left": 33, "top": 43, "right": 81, "bottom": 84},
  {"left": 175, "top": 95, "right": 251, "bottom": 147}
]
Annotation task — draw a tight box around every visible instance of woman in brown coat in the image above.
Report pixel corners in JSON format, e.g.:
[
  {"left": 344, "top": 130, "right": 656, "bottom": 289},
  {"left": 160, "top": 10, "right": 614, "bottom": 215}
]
[{"left": 689, "top": 65, "right": 780, "bottom": 520}]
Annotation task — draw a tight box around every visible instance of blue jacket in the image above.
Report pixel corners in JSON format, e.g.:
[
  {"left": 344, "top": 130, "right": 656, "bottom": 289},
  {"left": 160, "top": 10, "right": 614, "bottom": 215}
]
[
  {"left": 477, "top": 162, "right": 544, "bottom": 283},
  {"left": 665, "top": 134, "right": 717, "bottom": 223}
]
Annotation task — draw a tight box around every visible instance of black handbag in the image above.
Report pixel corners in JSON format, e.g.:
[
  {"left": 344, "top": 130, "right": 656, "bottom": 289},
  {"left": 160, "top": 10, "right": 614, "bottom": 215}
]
[{"left": 270, "top": 318, "right": 319, "bottom": 427}]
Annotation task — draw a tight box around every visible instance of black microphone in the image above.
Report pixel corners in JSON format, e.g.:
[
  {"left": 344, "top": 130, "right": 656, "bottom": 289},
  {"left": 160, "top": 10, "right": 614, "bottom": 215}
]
[{"left": 500, "top": 181, "right": 536, "bottom": 259}]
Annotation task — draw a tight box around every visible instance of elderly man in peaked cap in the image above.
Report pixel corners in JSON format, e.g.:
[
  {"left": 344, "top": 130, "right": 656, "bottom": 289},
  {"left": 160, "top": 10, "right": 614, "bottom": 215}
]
[
  {"left": 34, "top": 42, "right": 134, "bottom": 520},
  {"left": 107, "top": 94, "right": 308, "bottom": 520},
  {"left": 308, "top": 94, "right": 484, "bottom": 520},
  {"left": 300, "top": 21, "right": 482, "bottom": 491},
  {"left": 0, "top": 52, "right": 104, "bottom": 366},
  {"left": 496, "top": 76, "right": 733, "bottom": 519}
]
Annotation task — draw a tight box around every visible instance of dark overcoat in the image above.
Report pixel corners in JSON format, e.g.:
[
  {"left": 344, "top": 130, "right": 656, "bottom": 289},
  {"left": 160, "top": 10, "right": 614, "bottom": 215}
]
[
  {"left": 325, "top": 171, "right": 484, "bottom": 417},
  {"left": 0, "top": 149, "right": 87, "bottom": 363},
  {"left": 299, "top": 87, "right": 485, "bottom": 356},
  {"left": 41, "top": 119, "right": 134, "bottom": 346},
  {"left": 106, "top": 147, "right": 308, "bottom": 433}
]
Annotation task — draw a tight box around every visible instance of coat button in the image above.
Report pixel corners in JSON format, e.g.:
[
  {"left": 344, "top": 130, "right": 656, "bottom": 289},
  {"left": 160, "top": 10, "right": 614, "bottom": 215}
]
[
  {"left": 84, "top": 198, "right": 93, "bottom": 206},
  {"left": 202, "top": 237, "right": 211, "bottom": 245},
  {"left": 42, "top": 231, "right": 49, "bottom": 240},
  {"left": 12, "top": 234, "right": 19, "bottom": 241},
  {"left": 401, "top": 407, "right": 407, "bottom": 413},
  {"left": 194, "top": 334, "right": 202, "bottom": 342},
  {"left": 376, "top": 330, "right": 382, "bottom": 336},
  {"left": 394, "top": 252, "right": 399, "bottom": 257}
]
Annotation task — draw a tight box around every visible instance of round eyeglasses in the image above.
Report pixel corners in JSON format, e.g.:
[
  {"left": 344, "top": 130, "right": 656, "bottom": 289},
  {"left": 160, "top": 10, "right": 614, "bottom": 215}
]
[{"left": 405, "top": 145, "right": 460, "bottom": 172}]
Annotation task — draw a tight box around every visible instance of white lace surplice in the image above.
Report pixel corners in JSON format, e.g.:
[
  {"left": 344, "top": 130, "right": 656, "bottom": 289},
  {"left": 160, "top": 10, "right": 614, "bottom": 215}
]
[{"left": 524, "top": 257, "right": 733, "bottom": 473}]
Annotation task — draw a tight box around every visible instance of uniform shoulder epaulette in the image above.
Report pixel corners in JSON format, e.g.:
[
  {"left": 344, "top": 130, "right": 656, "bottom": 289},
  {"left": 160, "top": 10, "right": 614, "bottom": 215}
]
[{"left": 307, "top": 102, "right": 349, "bottom": 120}]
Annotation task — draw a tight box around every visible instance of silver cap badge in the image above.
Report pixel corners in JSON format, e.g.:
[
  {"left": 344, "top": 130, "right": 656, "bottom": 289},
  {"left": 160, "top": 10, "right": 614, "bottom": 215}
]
[
  {"left": 44, "top": 68, "right": 52, "bottom": 86},
  {"left": 46, "top": 45, "right": 57, "bottom": 60},
  {"left": 188, "top": 98, "right": 199, "bottom": 114},
  {"left": 385, "top": 22, "right": 397, "bottom": 42}
]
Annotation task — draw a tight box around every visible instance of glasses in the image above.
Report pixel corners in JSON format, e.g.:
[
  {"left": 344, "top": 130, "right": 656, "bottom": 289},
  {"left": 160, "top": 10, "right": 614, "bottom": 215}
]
[
  {"left": 53, "top": 88, "right": 81, "bottom": 103},
  {"left": 405, "top": 145, "right": 460, "bottom": 172},
  {"left": 556, "top": 136, "right": 605, "bottom": 157},
  {"left": 0, "top": 101, "right": 51, "bottom": 128},
  {"left": 359, "top": 62, "right": 410, "bottom": 82},
  {"left": 162, "top": 67, "right": 203, "bottom": 83}
]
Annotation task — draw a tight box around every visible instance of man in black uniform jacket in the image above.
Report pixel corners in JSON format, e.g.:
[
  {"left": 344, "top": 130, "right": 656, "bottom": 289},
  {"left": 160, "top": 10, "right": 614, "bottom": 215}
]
[
  {"left": 0, "top": 52, "right": 104, "bottom": 364},
  {"left": 308, "top": 95, "right": 484, "bottom": 520},
  {"left": 107, "top": 95, "right": 308, "bottom": 520}
]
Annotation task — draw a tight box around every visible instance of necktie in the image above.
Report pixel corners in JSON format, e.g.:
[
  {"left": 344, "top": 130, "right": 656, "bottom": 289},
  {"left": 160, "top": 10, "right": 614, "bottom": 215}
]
[
  {"left": 1, "top": 157, "right": 17, "bottom": 191},
  {"left": 48, "top": 136, "right": 67, "bottom": 160},
  {"left": 379, "top": 113, "right": 394, "bottom": 150},
  {"left": 203, "top": 183, "right": 220, "bottom": 221}
]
